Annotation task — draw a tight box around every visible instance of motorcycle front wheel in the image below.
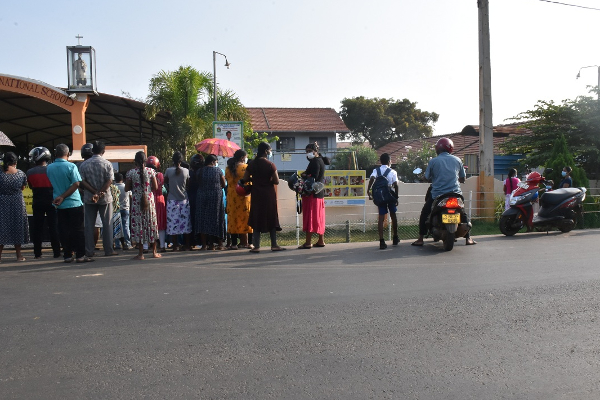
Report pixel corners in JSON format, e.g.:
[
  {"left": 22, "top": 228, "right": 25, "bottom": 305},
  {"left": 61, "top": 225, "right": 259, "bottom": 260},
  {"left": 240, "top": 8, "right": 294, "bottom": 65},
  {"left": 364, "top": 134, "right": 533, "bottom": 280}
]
[{"left": 499, "top": 214, "right": 523, "bottom": 236}]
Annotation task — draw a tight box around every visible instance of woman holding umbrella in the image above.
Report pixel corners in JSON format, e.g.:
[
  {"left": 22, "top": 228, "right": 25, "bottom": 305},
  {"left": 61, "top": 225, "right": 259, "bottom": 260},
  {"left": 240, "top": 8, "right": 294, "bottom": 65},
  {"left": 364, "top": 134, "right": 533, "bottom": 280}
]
[{"left": 241, "top": 142, "right": 285, "bottom": 252}]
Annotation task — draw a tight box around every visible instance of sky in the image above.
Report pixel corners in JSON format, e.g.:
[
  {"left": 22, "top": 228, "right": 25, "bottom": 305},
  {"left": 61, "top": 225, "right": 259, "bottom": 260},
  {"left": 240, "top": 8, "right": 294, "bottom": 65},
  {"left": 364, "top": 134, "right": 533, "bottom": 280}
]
[{"left": 1, "top": 0, "right": 599, "bottom": 138}]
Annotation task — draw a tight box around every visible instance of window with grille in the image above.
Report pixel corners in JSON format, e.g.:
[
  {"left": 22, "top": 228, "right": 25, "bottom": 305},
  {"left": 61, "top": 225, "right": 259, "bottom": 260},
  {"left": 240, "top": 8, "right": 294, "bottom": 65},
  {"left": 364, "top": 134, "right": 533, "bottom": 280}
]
[
  {"left": 308, "top": 137, "right": 328, "bottom": 151},
  {"left": 276, "top": 137, "right": 296, "bottom": 152}
]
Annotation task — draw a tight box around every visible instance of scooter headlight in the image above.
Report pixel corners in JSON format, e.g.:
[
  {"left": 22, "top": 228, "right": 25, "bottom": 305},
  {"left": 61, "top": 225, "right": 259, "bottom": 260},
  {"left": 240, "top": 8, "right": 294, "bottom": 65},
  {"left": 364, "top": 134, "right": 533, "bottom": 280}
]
[{"left": 510, "top": 192, "right": 533, "bottom": 205}]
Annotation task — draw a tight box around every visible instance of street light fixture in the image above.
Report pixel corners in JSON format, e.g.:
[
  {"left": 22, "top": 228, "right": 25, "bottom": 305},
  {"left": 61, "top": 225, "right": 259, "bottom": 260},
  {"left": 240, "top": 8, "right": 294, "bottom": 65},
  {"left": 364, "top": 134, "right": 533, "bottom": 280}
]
[
  {"left": 213, "top": 51, "right": 230, "bottom": 121},
  {"left": 576, "top": 65, "right": 600, "bottom": 100}
]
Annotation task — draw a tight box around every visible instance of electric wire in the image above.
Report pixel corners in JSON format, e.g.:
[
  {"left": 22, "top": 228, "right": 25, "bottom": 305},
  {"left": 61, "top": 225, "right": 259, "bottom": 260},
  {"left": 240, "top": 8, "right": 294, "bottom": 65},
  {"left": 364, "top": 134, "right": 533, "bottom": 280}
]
[{"left": 539, "top": 0, "right": 600, "bottom": 11}]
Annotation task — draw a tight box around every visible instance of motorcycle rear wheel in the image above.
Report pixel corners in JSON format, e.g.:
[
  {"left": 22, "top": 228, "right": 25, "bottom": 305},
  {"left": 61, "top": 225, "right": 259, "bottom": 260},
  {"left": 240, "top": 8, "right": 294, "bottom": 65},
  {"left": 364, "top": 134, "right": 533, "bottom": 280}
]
[
  {"left": 558, "top": 210, "right": 577, "bottom": 233},
  {"left": 443, "top": 234, "right": 455, "bottom": 251},
  {"left": 499, "top": 214, "right": 523, "bottom": 236}
]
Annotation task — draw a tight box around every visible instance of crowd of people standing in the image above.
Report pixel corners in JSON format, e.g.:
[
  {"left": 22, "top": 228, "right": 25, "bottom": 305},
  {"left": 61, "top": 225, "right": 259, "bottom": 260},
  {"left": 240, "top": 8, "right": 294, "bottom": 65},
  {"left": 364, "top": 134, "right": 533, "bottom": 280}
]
[{"left": 0, "top": 139, "right": 311, "bottom": 263}]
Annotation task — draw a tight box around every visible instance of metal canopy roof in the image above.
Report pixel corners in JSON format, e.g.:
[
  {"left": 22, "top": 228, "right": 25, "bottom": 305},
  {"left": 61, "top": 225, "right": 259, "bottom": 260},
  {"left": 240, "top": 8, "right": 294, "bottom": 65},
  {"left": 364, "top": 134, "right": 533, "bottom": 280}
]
[{"left": 0, "top": 89, "right": 170, "bottom": 151}]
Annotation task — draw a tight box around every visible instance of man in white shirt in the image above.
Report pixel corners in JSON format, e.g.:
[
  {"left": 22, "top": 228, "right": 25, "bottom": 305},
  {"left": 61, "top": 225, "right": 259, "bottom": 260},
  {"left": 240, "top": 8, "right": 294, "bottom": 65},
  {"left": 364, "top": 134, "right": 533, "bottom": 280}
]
[{"left": 367, "top": 153, "right": 399, "bottom": 250}]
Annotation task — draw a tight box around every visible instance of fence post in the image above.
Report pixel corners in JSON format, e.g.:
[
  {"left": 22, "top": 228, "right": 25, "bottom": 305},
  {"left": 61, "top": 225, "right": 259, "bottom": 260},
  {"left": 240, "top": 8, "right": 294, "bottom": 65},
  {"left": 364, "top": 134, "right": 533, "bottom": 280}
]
[
  {"left": 388, "top": 214, "right": 392, "bottom": 241},
  {"left": 346, "top": 220, "right": 351, "bottom": 243},
  {"left": 296, "top": 212, "right": 300, "bottom": 246},
  {"left": 363, "top": 200, "right": 367, "bottom": 233},
  {"left": 468, "top": 190, "right": 473, "bottom": 220}
]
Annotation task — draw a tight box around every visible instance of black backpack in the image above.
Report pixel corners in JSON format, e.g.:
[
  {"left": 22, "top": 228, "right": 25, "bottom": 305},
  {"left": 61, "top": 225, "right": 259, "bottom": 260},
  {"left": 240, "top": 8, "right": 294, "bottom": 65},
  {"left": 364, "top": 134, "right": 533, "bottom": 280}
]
[{"left": 372, "top": 167, "right": 396, "bottom": 206}]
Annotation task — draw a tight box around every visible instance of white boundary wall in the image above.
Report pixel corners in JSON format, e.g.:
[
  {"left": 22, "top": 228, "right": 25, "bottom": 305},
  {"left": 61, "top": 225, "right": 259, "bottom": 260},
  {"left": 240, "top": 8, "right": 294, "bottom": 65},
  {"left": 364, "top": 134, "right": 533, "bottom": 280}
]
[{"left": 277, "top": 176, "right": 506, "bottom": 225}]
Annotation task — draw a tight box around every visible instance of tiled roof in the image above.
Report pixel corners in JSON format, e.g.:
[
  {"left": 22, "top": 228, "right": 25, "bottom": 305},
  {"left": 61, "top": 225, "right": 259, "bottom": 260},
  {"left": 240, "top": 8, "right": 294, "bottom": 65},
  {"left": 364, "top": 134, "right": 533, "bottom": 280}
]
[
  {"left": 247, "top": 107, "right": 350, "bottom": 133},
  {"left": 377, "top": 124, "right": 531, "bottom": 162}
]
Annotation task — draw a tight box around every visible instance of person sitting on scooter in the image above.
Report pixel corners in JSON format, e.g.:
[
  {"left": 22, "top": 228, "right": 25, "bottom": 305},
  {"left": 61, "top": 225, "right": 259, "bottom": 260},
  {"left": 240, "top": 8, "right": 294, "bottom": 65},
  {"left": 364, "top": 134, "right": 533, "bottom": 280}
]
[
  {"left": 559, "top": 166, "right": 572, "bottom": 188},
  {"left": 411, "top": 137, "right": 476, "bottom": 246}
]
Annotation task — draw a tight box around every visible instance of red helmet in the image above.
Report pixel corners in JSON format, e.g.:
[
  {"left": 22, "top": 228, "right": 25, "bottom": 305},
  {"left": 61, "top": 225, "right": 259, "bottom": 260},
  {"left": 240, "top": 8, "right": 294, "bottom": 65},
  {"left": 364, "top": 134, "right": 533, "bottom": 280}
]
[
  {"left": 235, "top": 182, "right": 251, "bottom": 197},
  {"left": 435, "top": 138, "right": 454, "bottom": 155},
  {"left": 146, "top": 156, "right": 160, "bottom": 170}
]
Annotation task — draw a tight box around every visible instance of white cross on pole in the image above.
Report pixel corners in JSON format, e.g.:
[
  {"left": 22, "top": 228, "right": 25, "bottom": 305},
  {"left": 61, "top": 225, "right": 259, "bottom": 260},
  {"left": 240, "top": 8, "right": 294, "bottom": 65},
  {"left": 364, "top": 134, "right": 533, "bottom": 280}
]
[{"left": 75, "top": 34, "right": 83, "bottom": 45}]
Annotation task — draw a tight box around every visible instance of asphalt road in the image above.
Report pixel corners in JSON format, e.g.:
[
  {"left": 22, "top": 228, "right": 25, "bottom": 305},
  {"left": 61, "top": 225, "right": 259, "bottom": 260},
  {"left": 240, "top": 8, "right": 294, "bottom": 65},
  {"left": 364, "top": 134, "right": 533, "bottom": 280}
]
[{"left": 1, "top": 230, "right": 600, "bottom": 399}]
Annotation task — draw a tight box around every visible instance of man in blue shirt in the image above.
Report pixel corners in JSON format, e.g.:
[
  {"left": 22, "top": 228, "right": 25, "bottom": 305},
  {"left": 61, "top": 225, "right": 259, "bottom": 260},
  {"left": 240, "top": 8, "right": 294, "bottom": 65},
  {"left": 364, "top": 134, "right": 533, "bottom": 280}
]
[
  {"left": 46, "top": 144, "right": 93, "bottom": 263},
  {"left": 412, "top": 138, "right": 476, "bottom": 246}
]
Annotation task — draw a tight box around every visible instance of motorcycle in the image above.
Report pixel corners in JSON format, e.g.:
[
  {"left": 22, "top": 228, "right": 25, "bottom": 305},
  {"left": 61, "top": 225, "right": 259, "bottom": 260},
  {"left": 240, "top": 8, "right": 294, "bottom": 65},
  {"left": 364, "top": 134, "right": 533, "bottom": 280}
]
[
  {"left": 499, "top": 168, "right": 586, "bottom": 236},
  {"left": 412, "top": 168, "right": 472, "bottom": 251},
  {"left": 426, "top": 192, "right": 472, "bottom": 251}
]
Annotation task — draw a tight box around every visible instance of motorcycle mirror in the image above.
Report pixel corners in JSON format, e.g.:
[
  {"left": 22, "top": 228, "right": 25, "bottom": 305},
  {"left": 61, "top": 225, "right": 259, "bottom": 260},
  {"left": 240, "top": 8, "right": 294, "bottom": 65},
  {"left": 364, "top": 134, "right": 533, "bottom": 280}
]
[
  {"left": 413, "top": 168, "right": 423, "bottom": 174},
  {"left": 543, "top": 168, "right": 553, "bottom": 175}
]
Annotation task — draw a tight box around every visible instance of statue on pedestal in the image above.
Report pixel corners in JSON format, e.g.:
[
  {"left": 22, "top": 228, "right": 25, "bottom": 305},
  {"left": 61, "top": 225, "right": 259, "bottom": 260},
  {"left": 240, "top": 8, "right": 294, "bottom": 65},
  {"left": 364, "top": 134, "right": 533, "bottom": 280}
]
[{"left": 74, "top": 53, "right": 87, "bottom": 86}]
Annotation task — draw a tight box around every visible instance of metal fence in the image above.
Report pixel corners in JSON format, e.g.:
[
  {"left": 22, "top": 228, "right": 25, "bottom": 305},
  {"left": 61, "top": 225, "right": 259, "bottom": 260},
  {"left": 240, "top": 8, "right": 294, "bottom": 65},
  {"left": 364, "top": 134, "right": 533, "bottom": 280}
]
[{"left": 266, "top": 189, "right": 600, "bottom": 247}]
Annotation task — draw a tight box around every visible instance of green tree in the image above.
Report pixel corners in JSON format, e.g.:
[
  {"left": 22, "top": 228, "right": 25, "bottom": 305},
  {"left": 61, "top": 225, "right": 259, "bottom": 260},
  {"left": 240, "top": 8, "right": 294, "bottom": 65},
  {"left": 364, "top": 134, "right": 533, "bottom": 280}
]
[
  {"left": 546, "top": 134, "right": 588, "bottom": 189},
  {"left": 330, "top": 145, "right": 379, "bottom": 171},
  {"left": 395, "top": 141, "right": 436, "bottom": 182},
  {"left": 338, "top": 96, "right": 439, "bottom": 149},
  {"left": 501, "top": 88, "right": 600, "bottom": 176},
  {"left": 145, "top": 65, "right": 258, "bottom": 160},
  {"left": 145, "top": 66, "right": 212, "bottom": 159}
]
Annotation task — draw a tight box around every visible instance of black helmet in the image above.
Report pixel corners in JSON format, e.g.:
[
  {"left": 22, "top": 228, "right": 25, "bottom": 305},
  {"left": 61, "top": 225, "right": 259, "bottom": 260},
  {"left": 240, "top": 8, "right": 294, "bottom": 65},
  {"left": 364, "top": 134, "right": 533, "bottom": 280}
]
[
  {"left": 80, "top": 143, "right": 94, "bottom": 159},
  {"left": 29, "top": 146, "right": 51, "bottom": 164}
]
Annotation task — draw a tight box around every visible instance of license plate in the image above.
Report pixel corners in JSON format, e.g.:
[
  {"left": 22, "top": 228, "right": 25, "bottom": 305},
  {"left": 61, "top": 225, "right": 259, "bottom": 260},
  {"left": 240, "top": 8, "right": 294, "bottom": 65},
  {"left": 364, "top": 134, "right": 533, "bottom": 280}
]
[{"left": 442, "top": 213, "right": 460, "bottom": 224}]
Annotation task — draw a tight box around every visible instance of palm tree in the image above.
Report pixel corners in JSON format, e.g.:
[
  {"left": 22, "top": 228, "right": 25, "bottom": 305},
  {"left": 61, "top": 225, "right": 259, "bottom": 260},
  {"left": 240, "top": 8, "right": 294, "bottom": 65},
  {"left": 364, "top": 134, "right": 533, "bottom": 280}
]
[
  {"left": 146, "top": 65, "right": 262, "bottom": 160},
  {"left": 145, "top": 66, "right": 213, "bottom": 159}
]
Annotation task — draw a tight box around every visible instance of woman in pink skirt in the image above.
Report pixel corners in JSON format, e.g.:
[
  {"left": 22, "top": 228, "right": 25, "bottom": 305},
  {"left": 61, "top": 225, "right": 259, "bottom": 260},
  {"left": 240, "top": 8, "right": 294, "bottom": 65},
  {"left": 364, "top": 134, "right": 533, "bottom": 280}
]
[{"left": 298, "top": 142, "right": 329, "bottom": 249}]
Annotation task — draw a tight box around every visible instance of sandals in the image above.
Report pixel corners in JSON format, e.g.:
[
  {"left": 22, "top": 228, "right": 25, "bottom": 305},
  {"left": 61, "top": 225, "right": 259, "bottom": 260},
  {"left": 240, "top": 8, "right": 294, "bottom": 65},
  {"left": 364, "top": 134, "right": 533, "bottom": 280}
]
[
  {"left": 411, "top": 241, "right": 424, "bottom": 247},
  {"left": 249, "top": 249, "right": 260, "bottom": 253},
  {"left": 271, "top": 247, "right": 286, "bottom": 252},
  {"left": 313, "top": 243, "right": 325, "bottom": 248},
  {"left": 298, "top": 244, "right": 312, "bottom": 249}
]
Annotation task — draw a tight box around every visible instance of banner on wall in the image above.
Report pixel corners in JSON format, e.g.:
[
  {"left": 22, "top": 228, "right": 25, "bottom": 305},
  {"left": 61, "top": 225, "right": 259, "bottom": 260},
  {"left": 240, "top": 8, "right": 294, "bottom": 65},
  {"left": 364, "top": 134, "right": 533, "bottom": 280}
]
[
  {"left": 297, "top": 169, "right": 367, "bottom": 206},
  {"left": 23, "top": 187, "right": 33, "bottom": 216},
  {"left": 213, "top": 121, "right": 244, "bottom": 150}
]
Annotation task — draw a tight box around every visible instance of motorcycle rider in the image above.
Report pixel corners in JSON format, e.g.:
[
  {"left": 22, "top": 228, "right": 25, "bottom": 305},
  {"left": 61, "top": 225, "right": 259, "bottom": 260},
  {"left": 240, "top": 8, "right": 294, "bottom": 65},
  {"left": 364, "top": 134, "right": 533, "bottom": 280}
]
[{"left": 411, "top": 137, "right": 476, "bottom": 246}]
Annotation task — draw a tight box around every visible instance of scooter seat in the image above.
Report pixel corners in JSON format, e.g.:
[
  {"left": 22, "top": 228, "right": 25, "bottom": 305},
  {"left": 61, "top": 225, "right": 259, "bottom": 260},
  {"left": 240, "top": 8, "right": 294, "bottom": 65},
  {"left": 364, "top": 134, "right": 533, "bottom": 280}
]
[{"left": 540, "top": 188, "right": 581, "bottom": 205}]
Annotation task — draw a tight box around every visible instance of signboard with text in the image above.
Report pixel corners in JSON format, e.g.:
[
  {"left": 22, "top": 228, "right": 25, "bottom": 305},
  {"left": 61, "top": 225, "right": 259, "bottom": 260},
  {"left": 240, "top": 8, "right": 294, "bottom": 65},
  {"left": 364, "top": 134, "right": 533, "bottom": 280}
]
[
  {"left": 213, "top": 121, "right": 243, "bottom": 150},
  {"left": 297, "top": 169, "right": 367, "bottom": 206},
  {"left": 23, "top": 187, "right": 33, "bottom": 216}
]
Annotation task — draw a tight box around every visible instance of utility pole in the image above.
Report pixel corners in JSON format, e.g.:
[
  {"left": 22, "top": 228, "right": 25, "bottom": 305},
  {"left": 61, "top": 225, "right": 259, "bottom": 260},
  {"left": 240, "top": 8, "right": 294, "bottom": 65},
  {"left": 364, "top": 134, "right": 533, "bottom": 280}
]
[{"left": 478, "top": 0, "right": 495, "bottom": 219}]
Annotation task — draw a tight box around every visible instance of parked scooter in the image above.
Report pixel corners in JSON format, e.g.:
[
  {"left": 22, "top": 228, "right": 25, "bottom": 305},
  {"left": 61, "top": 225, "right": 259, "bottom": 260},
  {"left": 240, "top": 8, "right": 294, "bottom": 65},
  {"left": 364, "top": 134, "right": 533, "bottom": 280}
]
[
  {"left": 499, "top": 168, "right": 586, "bottom": 236},
  {"left": 414, "top": 168, "right": 472, "bottom": 251}
]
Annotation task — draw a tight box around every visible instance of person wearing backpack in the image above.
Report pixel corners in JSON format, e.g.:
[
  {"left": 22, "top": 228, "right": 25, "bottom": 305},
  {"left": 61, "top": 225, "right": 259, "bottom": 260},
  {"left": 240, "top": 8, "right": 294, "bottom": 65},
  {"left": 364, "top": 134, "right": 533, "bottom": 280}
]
[{"left": 367, "top": 153, "right": 399, "bottom": 249}]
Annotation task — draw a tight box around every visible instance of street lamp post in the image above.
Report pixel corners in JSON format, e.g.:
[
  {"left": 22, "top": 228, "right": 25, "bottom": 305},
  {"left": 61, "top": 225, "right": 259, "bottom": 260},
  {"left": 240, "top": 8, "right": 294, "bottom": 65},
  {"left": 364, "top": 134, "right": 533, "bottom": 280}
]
[
  {"left": 213, "top": 51, "right": 230, "bottom": 121},
  {"left": 576, "top": 65, "right": 600, "bottom": 100}
]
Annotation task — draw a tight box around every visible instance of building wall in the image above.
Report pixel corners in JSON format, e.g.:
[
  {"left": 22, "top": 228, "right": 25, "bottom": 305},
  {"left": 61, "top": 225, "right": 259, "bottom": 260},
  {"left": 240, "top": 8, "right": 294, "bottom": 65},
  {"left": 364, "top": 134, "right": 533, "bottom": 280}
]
[{"left": 269, "top": 132, "right": 337, "bottom": 173}]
